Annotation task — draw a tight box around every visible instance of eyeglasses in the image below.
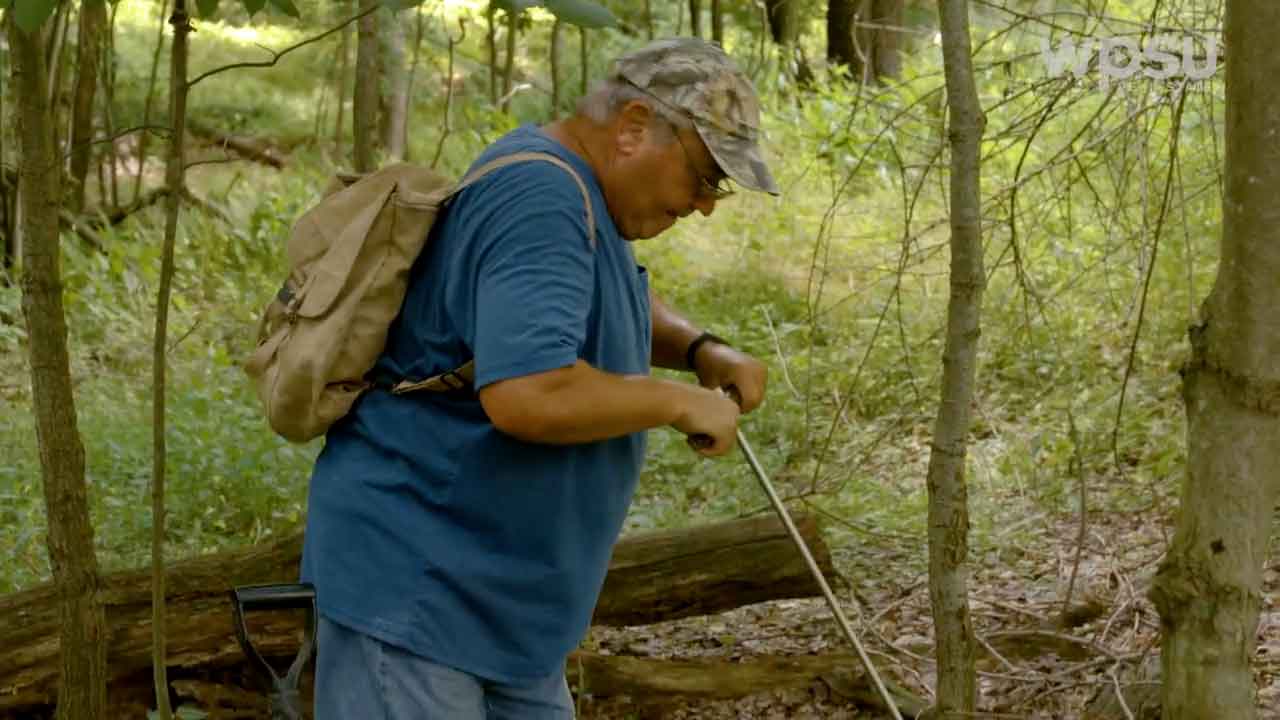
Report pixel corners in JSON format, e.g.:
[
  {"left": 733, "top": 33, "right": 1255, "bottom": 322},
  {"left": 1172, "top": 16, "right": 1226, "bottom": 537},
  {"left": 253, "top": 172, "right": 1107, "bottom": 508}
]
[{"left": 673, "top": 128, "right": 736, "bottom": 201}]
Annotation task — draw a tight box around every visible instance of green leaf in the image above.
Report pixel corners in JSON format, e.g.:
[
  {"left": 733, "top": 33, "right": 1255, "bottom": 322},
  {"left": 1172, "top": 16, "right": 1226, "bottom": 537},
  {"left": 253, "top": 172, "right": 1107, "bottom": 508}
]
[
  {"left": 267, "top": 0, "right": 299, "bottom": 16},
  {"left": 195, "top": 0, "right": 220, "bottom": 17},
  {"left": 241, "top": 0, "right": 267, "bottom": 15},
  {"left": 491, "top": 0, "right": 540, "bottom": 15},
  {"left": 545, "top": 0, "right": 616, "bottom": 28},
  {"left": 13, "top": 0, "right": 59, "bottom": 32},
  {"left": 380, "top": 0, "right": 427, "bottom": 8}
]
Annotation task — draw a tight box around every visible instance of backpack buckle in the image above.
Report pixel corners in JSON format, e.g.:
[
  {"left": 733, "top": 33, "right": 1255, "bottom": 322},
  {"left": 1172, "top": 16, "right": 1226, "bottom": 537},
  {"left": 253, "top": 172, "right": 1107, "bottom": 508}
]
[
  {"left": 440, "top": 370, "right": 470, "bottom": 391},
  {"left": 277, "top": 283, "right": 300, "bottom": 322}
]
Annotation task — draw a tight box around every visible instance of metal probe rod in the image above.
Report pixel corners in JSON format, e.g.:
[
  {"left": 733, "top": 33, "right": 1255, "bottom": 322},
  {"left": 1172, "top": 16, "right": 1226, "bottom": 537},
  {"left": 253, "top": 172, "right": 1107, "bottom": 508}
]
[{"left": 735, "top": 429, "right": 904, "bottom": 720}]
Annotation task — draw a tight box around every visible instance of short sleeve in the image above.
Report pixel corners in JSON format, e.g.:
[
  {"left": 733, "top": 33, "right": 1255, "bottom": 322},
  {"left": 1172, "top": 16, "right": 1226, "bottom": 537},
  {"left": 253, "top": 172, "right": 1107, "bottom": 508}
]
[{"left": 463, "top": 165, "right": 596, "bottom": 389}]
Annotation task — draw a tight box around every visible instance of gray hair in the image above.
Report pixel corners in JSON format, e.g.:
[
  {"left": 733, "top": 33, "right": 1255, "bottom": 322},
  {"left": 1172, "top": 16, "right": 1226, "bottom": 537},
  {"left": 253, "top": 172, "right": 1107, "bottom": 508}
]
[{"left": 576, "top": 79, "right": 692, "bottom": 139}]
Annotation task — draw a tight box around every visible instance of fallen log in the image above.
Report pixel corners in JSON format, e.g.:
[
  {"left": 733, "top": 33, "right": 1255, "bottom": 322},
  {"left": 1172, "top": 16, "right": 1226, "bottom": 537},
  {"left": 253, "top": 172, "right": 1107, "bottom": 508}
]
[
  {"left": 0, "top": 513, "right": 832, "bottom": 715},
  {"left": 567, "top": 650, "right": 928, "bottom": 718},
  {"left": 159, "top": 650, "right": 929, "bottom": 720},
  {"left": 189, "top": 126, "right": 287, "bottom": 169},
  {"left": 594, "top": 512, "right": 834, "bottom": 626}
]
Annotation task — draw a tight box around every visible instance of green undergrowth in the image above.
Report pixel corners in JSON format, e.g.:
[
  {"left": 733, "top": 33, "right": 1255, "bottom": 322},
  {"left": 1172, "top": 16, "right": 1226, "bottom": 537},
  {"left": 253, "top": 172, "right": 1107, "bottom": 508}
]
[{"left": 0, "top": 0, "right": 1220, "bottom": 594}]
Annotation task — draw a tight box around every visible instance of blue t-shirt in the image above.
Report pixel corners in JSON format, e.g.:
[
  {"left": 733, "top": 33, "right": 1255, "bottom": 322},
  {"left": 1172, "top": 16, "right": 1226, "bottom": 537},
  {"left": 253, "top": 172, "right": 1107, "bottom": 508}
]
[{"left": 301, "top": 125, "right": 652, "bottom": 682}]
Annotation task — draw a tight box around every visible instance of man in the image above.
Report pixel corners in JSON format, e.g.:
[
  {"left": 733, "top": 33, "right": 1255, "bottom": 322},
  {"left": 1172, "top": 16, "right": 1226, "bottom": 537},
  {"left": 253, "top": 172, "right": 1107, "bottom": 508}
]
[{"left": 302, "top": 37, "right": 779, "bottom": 718}]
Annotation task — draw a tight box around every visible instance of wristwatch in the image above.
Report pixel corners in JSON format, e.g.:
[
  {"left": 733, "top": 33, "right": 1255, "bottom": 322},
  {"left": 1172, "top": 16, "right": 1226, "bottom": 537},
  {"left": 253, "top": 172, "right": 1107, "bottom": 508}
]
[{"left": 685, "top": 331, "right": 730, "bottom": 373}]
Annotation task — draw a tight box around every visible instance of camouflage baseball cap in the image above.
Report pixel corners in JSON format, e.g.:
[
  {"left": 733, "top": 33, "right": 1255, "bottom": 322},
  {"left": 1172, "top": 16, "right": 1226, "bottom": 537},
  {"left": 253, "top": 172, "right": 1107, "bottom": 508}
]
[{"left": 611, "top": 38, "right": 780, "bottom": 196}]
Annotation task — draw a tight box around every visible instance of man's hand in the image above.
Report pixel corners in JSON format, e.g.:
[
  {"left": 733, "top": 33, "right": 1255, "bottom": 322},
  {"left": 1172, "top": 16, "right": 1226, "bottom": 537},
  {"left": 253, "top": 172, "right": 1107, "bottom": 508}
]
[
  {"left": 692, "top": 343, "right": 768, "bottom": 413},
  {"left": 673, "top": 385, "right": 741, "bottom": 457}
]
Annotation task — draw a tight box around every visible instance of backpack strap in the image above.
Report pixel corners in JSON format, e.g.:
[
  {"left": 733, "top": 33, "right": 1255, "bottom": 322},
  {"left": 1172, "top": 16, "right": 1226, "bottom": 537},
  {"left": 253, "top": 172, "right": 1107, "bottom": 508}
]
[
  {"left": 387, "top": 151, "right": 595, "bottom": 397},
  {"left": 448, "top": 150, "right": 596, "bottom": 248}
]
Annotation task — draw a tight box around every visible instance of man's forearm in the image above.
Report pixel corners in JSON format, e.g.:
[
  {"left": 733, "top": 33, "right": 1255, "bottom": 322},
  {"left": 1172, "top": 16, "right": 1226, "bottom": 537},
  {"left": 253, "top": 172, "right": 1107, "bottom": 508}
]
[
  {"left": 478, "top": 360, "right": 717, "bottom": 445},
  {"left": 650, "top": 289, "right": 703, "bottom": 370}
]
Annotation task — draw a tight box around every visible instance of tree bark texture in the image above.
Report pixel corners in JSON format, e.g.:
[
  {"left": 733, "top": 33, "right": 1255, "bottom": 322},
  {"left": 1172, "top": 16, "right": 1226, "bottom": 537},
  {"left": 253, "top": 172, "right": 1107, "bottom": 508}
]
[
  {"left": 827, "top": 0, "right": 859, "bottom": 71},
  {"left": 149, "top": 4, "right": 192, "bottom": 718},
  {"left": 871, "top": 0, "right": 905, "bottom": 80},
  {"left": 332, "top": 0, "right": 351, "bottom": 147},
  {"left": 501, "top": 9, "right": 516, "bottom": 114},
  {"left": 828, "top": 0, "right": 905, "bottom": 83},
  {"left": 44, "top": 4, "right": 70, "bottom": 125},
  {"left": 764, "top": 0, "right": 795, "bottom": 45},
  {"left": 567, "top": 651, "right": 926, "bottom": 716},
  {"left": 100, "top": 2, "right": 120, "bottom": 209},
  {"left": 550, "top": 19, "right": 563, "bottom": 118},
  {"left": 927, "top": 0, "right": 985, "bottom": 716},
  {"left": 1, "top": 37, "right": 9, "bottom": 272},
  {"left": 579, "top": 26, "right": 587, "bottom": 96},
  {"left": 131, "top": 0, "right": 169, "bottom": 205},
  {"left": 7, "top": 15, "right": 109, "bottom": 720},
  {"left": 378, "top": 5, "right": 408, "bottom": 161},
  {"left": 0, "top": 514, "right": 833, "bottom": 715},
  {"left": 1, "top": 117, "right": 14, "bottom": 274},
  {"left": 68, "top": 0, "right": 106, "bottom": 214},
  {"left": 1148, "top": 2, "right": 1280, "bottom": 718},
  {"left": 352, "top": 2, "right": 379, "bottom": 173},
  {"left": 593, "top": 513, "right": 833, "bottom": 626},
  {"left": 486, "top": 3, "right": 498, "bottom": 106}
]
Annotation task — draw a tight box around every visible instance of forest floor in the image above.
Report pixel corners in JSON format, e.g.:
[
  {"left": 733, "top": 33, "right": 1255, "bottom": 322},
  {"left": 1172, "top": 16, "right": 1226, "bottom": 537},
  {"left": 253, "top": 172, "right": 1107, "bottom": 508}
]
[{"left": 575, "top": 505, "right": 1280, "bottom": 719}]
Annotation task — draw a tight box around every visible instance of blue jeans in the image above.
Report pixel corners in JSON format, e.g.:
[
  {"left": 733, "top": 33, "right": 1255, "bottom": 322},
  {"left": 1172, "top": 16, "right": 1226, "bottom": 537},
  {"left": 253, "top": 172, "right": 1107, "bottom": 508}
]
[{"left": 314, "top": 615, "right": 575, "bottom": 719}]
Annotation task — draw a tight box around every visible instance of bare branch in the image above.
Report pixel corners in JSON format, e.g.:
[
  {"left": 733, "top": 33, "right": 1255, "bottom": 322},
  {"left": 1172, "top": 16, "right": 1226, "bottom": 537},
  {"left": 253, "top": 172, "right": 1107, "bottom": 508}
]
[{"left": 186, "top": 4, "right": 379, "bottom": 89}]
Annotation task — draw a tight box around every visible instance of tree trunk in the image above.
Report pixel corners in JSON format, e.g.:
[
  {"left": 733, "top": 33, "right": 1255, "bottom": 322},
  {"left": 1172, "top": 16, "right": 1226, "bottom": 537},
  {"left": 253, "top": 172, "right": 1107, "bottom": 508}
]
[
  {"left": 332, "top": 0, "right": 351, "bottom": 148},
  {"left": 0, "top": 514, "right": 834, "bottom": 715},
  {"left": 927, "top": 0, "right": 985, "bottom": 716},
  {"left": 764, "top": 0, "right": 795, "bottom": 45},
  {"left": 378, "top": 5, "right": 407, "bottom": 161},
  {"left": 352, "top": 2, "right": 379, "bottom": 173},
  {"left": 689, "top": 0, "right": 702, "bottom": 38},
  {"left": 1, "top": 42, "right": 12, "bottom": 275},
  {"left": 1148, "top": 2, "right": 1280, "bottom": 718},
  {"left": 486, "top": 2, "right": 498, "bottom": 106},
  {"left": 711, "top": 0, "right": 723, "bottom": 44},
  {"left": 7, "top": 14, "right": 108, "bottom": 720},
  {"left": 827, "top": 0, "right": 859, "bottom": 75},
  {"left": 149, "top": 3, "right": 192, "bottom": 718},
  {"left": 68, "top": 0, "right": 106, "bottom": 214},
  {"left": 44, "top": 2, "right": 69, "bottom": 116},
  {"left": 579, "top": 26, "right": 588, "bottom": 96},
  {"left": 100, "top": 2, "right": 120, "bottom": 209},
  {"left": 402, "top": 7, "right": 425, "bottom": 162},
  {"left": 500, "top": 9, "right": 516, "bottom": 114},
  {"left": 429, "top": 18, "right": 461, "bottom": 170},
  {"left": 644, "top": 0, "right": 654, "bottom": 40},
  {"left": 871, "top": 0, "right": 905, "bottom": 80},
  {"left": 550, "top": 18, "right": 562, "bottom": 119},
  {"left": 829, "top": 0, "right": 905, "bottom": 83},
  {"left": 132, "top": 0, "right": 169, "bottom": 205}
]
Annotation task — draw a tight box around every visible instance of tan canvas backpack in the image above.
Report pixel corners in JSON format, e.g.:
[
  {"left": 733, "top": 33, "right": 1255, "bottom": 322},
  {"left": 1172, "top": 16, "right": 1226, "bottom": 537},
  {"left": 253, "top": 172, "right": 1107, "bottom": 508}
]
[{"left": 245, "top": 153, "right": 595, "bottom": 443}]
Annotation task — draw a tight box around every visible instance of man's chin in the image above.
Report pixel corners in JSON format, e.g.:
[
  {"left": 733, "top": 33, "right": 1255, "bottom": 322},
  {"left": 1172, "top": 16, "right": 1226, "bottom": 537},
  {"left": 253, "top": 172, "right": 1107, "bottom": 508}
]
[{"left": 619, "top": 215, "right": 676, "bottom": 241}]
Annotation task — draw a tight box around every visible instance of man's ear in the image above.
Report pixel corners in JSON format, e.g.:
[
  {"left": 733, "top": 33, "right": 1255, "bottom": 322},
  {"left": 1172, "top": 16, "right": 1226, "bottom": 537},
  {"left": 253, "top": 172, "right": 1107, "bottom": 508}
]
[{"left": 614, "top": 100, "right": 656, "bottom": 158}]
